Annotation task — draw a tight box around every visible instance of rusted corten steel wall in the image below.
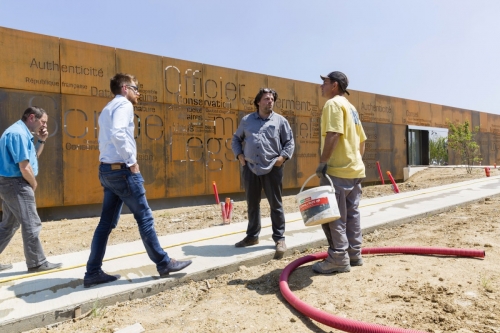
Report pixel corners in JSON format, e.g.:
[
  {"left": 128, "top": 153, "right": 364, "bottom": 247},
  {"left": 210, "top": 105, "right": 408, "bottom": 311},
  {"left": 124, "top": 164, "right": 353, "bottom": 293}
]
[{"left": 1, "top": 26, "right": 500, "bottom": 210}]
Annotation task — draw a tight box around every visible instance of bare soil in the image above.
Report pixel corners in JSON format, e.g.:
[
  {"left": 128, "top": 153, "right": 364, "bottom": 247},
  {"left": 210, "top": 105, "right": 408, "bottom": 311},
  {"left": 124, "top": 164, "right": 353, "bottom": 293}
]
[{"left": 17, "top": 167, "right": 500, "bottom": 333}]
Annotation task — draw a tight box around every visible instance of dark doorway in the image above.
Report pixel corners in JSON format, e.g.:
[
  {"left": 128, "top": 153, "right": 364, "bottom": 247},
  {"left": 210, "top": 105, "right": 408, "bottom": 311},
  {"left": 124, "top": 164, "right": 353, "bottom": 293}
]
[
  {"left": 407, "top": 125, "right": 448, "bottom": 166},
  {"left": 407, "top": 128, "right": 429, "bottom": 165}
]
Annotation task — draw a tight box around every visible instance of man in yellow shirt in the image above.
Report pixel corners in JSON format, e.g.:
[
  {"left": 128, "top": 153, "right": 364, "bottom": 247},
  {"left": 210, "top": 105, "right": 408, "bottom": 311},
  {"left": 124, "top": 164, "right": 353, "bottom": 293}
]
[{"left": 314, "top": 71, "right": 367, "bottom": 274}]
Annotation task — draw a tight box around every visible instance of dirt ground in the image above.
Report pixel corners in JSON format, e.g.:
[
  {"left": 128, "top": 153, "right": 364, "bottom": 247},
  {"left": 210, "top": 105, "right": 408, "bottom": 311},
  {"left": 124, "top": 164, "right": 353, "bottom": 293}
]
[{"left": 16, "top": 167, "right": 500, "bottom": 332}]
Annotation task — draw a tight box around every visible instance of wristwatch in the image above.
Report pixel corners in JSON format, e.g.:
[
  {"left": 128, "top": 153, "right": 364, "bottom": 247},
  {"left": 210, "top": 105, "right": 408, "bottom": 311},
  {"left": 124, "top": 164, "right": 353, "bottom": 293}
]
[{"left": 38, "top": 140, "right": 46, "bottom": 144}]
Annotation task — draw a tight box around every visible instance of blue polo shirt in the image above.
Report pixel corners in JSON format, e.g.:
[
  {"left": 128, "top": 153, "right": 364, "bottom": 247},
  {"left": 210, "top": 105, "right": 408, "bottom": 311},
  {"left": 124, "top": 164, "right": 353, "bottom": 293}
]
[
  {"left": 231, "top": 111, "right": 295, "bottom": 176},
  {"left": 0, "top": 120, "right": 38, "bottom": 177}
]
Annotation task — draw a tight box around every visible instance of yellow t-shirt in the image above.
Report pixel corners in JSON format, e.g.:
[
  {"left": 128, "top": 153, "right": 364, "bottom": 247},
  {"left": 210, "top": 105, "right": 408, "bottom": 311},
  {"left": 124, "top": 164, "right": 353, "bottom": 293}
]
[{"left": 321, "top": 95, "right": 367, "bottom": 179}]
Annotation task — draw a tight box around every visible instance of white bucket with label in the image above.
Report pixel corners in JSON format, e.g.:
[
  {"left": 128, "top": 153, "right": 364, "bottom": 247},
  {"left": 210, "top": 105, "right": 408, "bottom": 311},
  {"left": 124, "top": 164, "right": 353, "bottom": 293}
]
[{"left": 296, "top": 174, "right": 340, "bottom": 227}]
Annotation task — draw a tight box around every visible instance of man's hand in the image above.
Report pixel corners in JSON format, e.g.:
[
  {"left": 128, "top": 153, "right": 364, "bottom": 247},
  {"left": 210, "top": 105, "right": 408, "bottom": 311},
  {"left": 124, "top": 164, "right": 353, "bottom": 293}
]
[
  {"left": 19, "top": 160, "right": 38, "bottom": 190},
  {"left": 237, "top": 154, "right": 246, "bottom": 166},
  {"left": 316, "top": 162, "right": 327, "bottom": 178},
  {"left": 274, "top": 156, "right": 286, "bottom": 167},
  {"left": 130, "top": 163, "right": 140, "bottom": 173},
  {"left": 36, "top": 127, "right": 49, "bottom": 142}
]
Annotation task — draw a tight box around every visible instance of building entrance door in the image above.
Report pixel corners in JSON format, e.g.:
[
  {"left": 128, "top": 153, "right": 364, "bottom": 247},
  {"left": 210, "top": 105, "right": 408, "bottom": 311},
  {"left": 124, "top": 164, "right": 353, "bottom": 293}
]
[
  {"left": 407, "top": 125, "right": 448, "bottom": 166},
  {"left": 407, "top": 126, "right": 429, "bottom": 166}
]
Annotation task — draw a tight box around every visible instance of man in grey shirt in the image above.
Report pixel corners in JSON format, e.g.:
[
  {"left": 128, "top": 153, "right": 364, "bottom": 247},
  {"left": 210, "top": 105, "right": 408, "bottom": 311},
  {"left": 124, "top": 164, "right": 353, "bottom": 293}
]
[{"left": 231, "top": 88, "right": 295, "bottom": 259}]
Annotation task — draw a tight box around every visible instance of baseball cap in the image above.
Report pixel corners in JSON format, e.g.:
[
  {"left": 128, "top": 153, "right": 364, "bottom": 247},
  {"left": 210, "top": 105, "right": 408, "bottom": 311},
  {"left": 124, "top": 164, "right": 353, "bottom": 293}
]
[{"left": 320, "top": 71, "right": 350, "bottom": 95}]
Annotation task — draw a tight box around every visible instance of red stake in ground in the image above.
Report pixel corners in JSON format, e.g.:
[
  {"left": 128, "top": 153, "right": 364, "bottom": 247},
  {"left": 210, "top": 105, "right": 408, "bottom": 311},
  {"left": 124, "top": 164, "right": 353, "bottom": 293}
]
[
  {"left": 386, "top": 171, "right": 400, "bottom": 193},
  {"left": 376, "top": 161, "right": 385, "bottom": 184}
]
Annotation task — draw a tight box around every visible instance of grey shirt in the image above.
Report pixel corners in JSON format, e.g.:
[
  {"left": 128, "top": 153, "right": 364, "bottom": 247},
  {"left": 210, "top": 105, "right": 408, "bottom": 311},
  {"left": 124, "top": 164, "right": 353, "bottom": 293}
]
[{"left": 231, "top": 111, "right": 295, "bottom": 176}]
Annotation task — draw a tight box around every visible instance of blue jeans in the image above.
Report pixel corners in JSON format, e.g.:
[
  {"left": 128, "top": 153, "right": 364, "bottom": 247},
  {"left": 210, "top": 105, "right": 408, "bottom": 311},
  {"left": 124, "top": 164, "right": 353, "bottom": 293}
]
[
  {"left": 85, "top": 164, "right": 170, "bottom": 277},
  {"left": 0, "top": 176, "right": 47, "bottom": 268}
]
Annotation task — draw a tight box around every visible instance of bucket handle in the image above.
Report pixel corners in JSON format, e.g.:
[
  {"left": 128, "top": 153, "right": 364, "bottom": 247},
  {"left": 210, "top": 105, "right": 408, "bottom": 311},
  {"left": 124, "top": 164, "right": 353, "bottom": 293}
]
[{"left": 299, "top": 174, "right": 334, "bottom": 194}]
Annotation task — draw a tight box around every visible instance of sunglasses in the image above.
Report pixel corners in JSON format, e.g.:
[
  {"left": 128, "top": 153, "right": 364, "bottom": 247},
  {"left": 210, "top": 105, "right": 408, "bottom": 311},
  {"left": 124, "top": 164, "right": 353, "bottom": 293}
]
[{"left": 126, "top": 85, "right": 139, "bottom": 93}]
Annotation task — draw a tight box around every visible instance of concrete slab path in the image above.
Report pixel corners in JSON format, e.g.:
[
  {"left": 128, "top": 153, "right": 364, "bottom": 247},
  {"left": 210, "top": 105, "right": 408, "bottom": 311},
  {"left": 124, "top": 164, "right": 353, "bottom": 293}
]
[{"left": 1, "top": 175, "right": 499, "bottom": 332}]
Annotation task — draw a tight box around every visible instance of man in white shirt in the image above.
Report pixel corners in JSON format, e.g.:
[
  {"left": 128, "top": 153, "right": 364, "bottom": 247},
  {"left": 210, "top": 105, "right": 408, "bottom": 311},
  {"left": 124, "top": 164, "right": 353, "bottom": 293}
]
[{"left": 83, "top": 73, "right": 192, "bottom": 288}]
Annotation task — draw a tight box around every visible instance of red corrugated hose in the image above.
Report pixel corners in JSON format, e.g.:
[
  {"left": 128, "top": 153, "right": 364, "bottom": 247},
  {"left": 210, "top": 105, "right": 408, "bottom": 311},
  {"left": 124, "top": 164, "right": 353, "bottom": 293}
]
[{"left": 279, "top": 247, "right": 485, "bottom": 333}]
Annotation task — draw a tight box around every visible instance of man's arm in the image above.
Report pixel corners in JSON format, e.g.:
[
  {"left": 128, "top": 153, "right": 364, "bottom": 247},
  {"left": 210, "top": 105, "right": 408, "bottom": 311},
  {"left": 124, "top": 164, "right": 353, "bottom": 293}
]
[
  {"left": 320, "top": 132, "right": 340, "bottom": 163},
  {"left": 316, "top": 132, "right": 341, "bottom": 178},
  {"left": 35, "top": 124, "right": 49, "bottom": 158},
  {"left": 280, "top": 120, "right": 295, "bottom": 160},
  {"left": 231, "top": 123, "right": 246, "bottom": 166},
  {"left": 360, "top": 141, "right": 365, "bottom": 157},
  {"left": 19, "top": 160, "right": 37, "bottom": 191},
  {"left": 275, "top": 120, "right": 295, "bottom": 167},
  {"left": 35, "top": 140, "right": 46, "bottom": 158},
  {"left": 110, "top": 103, "right": 137, "bottom": 167}
]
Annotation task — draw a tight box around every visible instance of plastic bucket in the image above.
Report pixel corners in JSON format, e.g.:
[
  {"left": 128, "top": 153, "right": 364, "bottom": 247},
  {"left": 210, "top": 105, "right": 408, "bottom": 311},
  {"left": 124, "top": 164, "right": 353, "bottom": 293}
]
[{"left": 296, "top": 174, "right": 340, "bottom": 227}]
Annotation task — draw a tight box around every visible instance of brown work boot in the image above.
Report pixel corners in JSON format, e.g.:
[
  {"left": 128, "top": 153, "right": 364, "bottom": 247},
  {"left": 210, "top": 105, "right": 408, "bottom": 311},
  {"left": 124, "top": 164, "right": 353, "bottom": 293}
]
[
  {"left": 235, "top": 236, "right": 259, "bottom": 248},
  {"left": 350, "top": 258, "right": 364, "bottom": 266},
  {"left": 312, "top": 260, "right": 350, "bottom": 274},
  {"left": 274, "top": 240, "right": 287, "bottom": 259}
]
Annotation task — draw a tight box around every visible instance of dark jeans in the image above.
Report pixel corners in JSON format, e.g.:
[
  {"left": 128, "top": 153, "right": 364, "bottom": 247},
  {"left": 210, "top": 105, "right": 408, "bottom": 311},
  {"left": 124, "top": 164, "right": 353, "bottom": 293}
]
[
  {"left": 0, "top": 176, "right": 46, "bottom": 268},
  {"left": 85, "top": 164, "right": 170, "bottom": 277},
  {"left": 243, "top": 165, "right": 285, "bottom": 242}
]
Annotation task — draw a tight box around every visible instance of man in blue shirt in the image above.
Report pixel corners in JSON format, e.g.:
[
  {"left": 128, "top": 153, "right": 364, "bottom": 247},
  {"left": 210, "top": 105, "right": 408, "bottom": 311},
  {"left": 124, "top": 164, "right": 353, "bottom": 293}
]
[
  {"left": 0, "top": 107, "right": 62, "bottom": 272},
  {"left": 231, "top": 88, "right": 295, "bottom": 259},
  {"left": 83, "top": 73, "right": 192, "bottom": 288}
]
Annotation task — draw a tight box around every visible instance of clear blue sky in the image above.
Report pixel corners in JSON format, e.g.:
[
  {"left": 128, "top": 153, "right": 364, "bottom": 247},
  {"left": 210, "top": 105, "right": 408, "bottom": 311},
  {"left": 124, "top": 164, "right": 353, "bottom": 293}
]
[{"left": 1, "top": 0, "right": 499, "bottom": 114}]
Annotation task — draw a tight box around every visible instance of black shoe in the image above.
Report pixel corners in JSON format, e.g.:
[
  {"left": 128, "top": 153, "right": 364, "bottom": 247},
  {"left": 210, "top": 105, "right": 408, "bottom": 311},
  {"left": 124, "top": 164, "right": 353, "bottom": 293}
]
[
  {"left": 0, "top": 263, "right": 13, "bottom": 271},
  {"left": 235, "top": 236, "right": 259, "bottom": 248},
  {"left": 84, "top": 271, "right": 120, "bottom": 288},
  {"left": 159, "top": 259, "right": 192, "bottom": 278},
  {"left": 28, "top": 261, "right": 62, "bottom": 273}
]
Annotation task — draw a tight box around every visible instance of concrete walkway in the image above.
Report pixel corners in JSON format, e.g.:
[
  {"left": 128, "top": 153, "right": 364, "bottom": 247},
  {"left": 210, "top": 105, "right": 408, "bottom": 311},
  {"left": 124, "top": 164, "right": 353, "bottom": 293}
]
[{"left": 1, "top": 175, "right": 499, "bottom": 332}]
